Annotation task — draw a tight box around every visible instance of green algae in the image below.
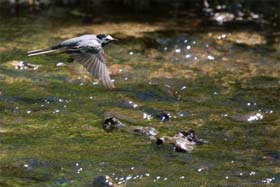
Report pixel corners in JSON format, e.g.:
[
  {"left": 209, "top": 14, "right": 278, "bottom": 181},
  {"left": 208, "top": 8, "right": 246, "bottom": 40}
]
[{"left": 0, "top": 8, "right": 280, "bottom": 187}]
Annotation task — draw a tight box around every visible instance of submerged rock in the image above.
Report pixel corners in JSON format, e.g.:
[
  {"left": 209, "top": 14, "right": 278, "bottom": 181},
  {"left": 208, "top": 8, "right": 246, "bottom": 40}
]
[
  {"left": 156, "top": 130, "right": 206, "bottom": 152},
  {"left": 93, "top": 175, "right": 123, "bottom": 187},
  {"left": 103, "top": 117, "right": 126, "bottom": 131}
]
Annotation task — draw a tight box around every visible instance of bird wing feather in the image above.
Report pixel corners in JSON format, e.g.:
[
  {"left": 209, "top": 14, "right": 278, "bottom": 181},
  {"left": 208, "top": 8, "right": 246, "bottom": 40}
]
[{"left": 71, "top": 51, "right": 115, "bottom": 89}]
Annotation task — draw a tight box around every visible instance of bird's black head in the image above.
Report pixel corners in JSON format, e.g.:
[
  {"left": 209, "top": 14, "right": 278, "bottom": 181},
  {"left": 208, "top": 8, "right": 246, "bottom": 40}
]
[{"left": 97, "top": 34, "right": 117, "bottom": 46}]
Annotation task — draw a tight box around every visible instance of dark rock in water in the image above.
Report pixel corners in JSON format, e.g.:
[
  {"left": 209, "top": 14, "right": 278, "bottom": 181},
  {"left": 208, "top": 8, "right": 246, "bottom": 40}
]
[
  {"left": 143, "top": 107, "right": 171, "bottom": 122},
  {"left": 155, "top": 112, "right": 170, "bottom": 122},
  {"left": 93, "top": 175, "right": 122, "bottom": 187},
  {"left": 156, "top": 130, "right": 206, "bottom": 152},
  {"left": 104, "top": 111, "right": 138, "bottom": 124},
  {"left": 264, "top": 151, "right": 280, "bottom": 163},
  {"left": 24, "top": 158, "right": 49, "bottom": 168},
  {"left": 93, "top": 176, "right": 113, "bottom": 187},
  {"left": 42, "top": 96, "right": 58, "bottom": 103},
  {"left": 103, "top": 117, "right": 126, "bottom": 131},
  {"left": 131, "top": 126, "right": 159, "bottom": 139},
  {"left": 156, "top": 138, "right": 164, "bottom": 145}
]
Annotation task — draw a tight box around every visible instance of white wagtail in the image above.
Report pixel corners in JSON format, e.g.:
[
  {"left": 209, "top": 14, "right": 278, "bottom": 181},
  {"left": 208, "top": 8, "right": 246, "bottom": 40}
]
[{"left": 27, "top": 34, "right": 117, "bottom": 89}]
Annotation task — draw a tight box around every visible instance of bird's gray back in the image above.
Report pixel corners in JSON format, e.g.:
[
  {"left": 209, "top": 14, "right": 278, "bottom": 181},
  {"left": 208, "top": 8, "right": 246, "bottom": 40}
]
[{"left": 60, "top": 35, "right": 98, "bottom": 47}]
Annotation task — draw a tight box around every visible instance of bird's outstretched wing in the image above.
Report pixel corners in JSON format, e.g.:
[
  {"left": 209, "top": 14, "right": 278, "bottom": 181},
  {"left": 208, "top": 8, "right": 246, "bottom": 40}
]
[
  {"left": 27, "top": 35, "right": 115, "bottom": 89},
  {"left": 70, "top": 50, "right": 115, "bottom": 89}
]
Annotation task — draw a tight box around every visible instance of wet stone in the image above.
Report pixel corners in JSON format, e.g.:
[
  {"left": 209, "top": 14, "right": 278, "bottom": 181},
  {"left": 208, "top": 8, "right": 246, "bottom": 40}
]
[
  {"left": 103, "top": 117, "right": 126, "bottom": 131},
  {"left": 42, "top": 96, "right": 58, "bottom": 103},
  {"left": 93, "top": 175, "right": 122, "bottom": 187},
  {"left": 155, "top": 112, "right": 170, "bottom": 122},
  {"left": 24, "top": 158, "right": 49, "bottom": 168},
  {"left": 143, "top": 108, "right": 172, "bottom": 122},
  {"left": 156, "top": 130, "right": 206, "bottom": 152}
]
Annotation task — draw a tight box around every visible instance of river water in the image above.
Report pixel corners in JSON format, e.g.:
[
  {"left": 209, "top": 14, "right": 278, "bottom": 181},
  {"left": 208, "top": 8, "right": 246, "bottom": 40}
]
[{"left": 0, "top": 4, "right": 280, "bottom": 187}]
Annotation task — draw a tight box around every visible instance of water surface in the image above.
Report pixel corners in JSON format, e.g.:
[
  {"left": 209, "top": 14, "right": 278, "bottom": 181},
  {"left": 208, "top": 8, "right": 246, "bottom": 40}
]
[{"left": 0, "top": 5, "right": 280, "bottom": 187}]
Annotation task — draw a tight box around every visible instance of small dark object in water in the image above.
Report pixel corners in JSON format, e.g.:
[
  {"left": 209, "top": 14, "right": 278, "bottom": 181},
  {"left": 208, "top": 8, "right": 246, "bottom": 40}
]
[
  {"left": 156, "top": 130, "right": 206, "bottom": 152},
  {"left": 93, "top": 175, "right": 115, "bottom": 187},
  {"left": 156, "top": 138, "right": 164, "bottom": 145},
  {"left": 155, "top": 112, "right": 170, "bottom": 122},
  {"left": 103, "top": 117, "right": 125, "bottom": 131},
  {"left": 43, "top": 96, "right": 57, "bottom": 103}
]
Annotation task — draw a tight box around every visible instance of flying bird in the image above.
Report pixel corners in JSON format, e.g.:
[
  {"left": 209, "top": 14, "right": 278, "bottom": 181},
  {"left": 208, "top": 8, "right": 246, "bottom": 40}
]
[{"left": 27, "top": 34, "right": 117, "bottom": 89}]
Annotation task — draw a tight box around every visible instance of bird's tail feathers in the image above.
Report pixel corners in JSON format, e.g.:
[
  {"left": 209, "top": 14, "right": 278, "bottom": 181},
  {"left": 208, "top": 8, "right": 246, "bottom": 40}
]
[
  {"left": 27, "top": 45, "right": 63, "bottom": 56},
  {"left": 27, "top": 48, "right": 58, "bottom": 56}
]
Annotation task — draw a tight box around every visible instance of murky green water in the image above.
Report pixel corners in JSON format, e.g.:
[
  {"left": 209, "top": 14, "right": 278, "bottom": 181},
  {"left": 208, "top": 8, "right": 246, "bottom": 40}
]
[{"left": 0, "top": 6, "right": 280, "bottom": 187}]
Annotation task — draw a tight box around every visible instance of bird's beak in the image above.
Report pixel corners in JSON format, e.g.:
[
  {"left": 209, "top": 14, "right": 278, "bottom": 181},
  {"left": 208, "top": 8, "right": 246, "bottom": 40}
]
[{"left": 112, "top": 38, "right": 118, "bottom": 41}]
